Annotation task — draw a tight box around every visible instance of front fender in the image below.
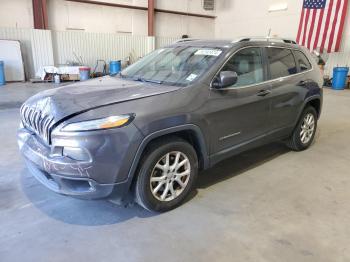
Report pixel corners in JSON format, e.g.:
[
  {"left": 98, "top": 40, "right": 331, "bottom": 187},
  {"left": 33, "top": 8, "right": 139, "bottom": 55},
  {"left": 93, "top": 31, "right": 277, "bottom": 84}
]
[{"left": 125, "top": 124, "right": 209, "bottom": 187}]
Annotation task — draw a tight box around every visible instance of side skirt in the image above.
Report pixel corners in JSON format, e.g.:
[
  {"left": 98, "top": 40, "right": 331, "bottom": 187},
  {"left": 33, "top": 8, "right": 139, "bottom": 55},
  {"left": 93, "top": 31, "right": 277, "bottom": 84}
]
[{"left": 209, "top": 126, "right": 293, "bottom": 167}]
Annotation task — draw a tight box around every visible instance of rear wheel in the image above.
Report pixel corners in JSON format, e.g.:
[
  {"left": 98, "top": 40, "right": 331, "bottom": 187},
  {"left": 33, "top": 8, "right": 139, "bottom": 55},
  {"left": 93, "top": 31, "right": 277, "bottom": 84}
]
[
  {"left": 286, "top": 106, "right": 318, "bottom": 151},
  {"left": 135, "top": 137, "right": 198, "bottom": 212}
]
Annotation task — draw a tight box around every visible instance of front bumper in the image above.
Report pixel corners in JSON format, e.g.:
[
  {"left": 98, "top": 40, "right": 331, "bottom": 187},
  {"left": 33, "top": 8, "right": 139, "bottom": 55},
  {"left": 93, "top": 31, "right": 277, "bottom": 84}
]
[
  {"left": 24, "top": 158, "right": 115, "bottom": 198},
  {"left": 17, "top": 124, "right": 143, "bottom": 199}
]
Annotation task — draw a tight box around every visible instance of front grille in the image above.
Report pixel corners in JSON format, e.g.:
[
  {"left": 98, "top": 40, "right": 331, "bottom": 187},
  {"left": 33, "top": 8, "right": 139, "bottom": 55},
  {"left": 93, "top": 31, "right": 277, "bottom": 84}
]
[{"left": 20, "top": 105, "right": 55, "bottom": 143}]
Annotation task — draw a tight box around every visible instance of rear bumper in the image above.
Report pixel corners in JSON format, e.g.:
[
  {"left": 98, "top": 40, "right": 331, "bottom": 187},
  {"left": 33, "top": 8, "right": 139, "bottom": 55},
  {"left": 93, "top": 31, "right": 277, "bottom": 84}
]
[{"left": 17, "top": 123, "right": 143, "bottom": 199}]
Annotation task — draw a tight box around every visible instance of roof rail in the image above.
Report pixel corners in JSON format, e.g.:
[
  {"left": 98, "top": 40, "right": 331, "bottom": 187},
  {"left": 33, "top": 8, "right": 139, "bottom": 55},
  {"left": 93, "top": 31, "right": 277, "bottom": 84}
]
[
  {"left": 232, "top": 37, "right": 297, "bottom": 44},
  {"left": 175, "top": 38, "right": 200, "bottom": 43}
]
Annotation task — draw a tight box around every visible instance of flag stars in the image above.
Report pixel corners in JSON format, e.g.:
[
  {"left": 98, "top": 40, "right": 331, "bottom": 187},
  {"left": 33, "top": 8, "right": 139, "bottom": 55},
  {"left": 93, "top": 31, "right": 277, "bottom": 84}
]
[{"left": 304, "top": 0, "right": 326, "bottom": 9}]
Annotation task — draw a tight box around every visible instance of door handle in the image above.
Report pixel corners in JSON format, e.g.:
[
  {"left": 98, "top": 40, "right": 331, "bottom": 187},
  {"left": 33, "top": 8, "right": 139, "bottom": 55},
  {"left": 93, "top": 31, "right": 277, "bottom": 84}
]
[{"left": 257, "top": 89, "right": 271, "bottom": 96}]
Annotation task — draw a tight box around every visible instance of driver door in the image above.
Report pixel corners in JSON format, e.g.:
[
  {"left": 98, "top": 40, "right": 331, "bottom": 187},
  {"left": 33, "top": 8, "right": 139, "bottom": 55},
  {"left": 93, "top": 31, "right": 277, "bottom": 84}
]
[{"left": 206, "top": 47, "right": 272, "bottom": 155}]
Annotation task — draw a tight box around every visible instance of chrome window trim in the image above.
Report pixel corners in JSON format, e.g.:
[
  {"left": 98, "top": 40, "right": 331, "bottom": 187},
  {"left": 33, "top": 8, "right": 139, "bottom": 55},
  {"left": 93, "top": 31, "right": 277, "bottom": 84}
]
[{"left": 210, "top": 45, "right": 313, "bottom": 91}]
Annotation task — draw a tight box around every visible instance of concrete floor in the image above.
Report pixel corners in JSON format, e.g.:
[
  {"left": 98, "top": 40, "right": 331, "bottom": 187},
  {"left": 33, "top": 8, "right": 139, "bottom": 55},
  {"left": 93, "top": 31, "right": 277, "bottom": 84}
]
[{"left": 1, "top": 82, "right": 350, "bottom": 262}]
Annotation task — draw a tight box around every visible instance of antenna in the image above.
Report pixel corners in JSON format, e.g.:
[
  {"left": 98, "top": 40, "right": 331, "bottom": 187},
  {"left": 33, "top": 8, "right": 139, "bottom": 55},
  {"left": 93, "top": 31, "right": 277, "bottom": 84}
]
[{"left": 267, "top": 28, "right": 272, "bottom": 38}]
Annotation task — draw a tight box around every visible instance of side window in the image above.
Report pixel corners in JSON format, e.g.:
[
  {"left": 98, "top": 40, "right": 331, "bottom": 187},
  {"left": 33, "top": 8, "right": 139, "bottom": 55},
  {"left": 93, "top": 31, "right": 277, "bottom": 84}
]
[
  {"left": 221, "top": 47, "right": 264, "bottom": 87},
  {"left": 267, "top": 48, "right": 297, "bottom": 79},
  {"left": 294, "top": 50, "right": 312, "bottom": 72}
]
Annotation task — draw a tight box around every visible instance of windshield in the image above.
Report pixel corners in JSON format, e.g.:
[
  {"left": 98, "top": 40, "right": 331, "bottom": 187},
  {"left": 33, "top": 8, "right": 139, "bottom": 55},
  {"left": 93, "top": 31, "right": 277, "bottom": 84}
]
[{"left": 120, "top": 46, "right": 224, "bottom": 86}]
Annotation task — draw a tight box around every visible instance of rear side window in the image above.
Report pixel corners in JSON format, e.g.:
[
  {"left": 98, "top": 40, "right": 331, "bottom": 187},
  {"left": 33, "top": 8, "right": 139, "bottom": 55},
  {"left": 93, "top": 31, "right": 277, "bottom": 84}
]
[
  {"left": 266, "top": 48, "right": 297, "bottom": 79},
  {"left": 294, "top": 50, "right": 312, "bottom": 72},
  {"left": 221, "top": 47, "right": 264, "bottom": 87}
]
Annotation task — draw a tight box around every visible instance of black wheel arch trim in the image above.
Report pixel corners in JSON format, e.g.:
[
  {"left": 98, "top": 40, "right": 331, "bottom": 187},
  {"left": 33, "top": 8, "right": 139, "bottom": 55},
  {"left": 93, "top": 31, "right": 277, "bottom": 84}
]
[
  {"left": 125, "top": 124, "right": 209, "bottom": 188},
  {"left": 304, "top": 94, "right": 322, "bottom": 117},
  {"left": 294, "top": 94, "right": 322, "bottom": 127}
]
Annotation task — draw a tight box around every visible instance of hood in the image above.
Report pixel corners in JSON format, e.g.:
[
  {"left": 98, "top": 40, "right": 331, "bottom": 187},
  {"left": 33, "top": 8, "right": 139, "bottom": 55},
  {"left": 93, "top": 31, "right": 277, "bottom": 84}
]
[{"left": 23, "top": 76, "right": 181, "bottom": 122}]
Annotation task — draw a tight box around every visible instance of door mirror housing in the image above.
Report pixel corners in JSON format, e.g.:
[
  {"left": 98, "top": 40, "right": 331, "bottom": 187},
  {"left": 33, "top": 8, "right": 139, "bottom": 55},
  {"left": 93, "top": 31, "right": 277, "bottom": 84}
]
[{"left": 212, "top": 71, "right": 238, "bottom": 89}]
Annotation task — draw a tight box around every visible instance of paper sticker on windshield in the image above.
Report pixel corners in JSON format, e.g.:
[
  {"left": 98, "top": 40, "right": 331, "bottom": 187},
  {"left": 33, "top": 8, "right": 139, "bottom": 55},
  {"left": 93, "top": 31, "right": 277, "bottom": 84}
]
[
  {"left": 195, "top": 49, "right": 222, "bottom": 56},
  {"left": 186, "top": 74, "right": 198, "bottom": 81}
]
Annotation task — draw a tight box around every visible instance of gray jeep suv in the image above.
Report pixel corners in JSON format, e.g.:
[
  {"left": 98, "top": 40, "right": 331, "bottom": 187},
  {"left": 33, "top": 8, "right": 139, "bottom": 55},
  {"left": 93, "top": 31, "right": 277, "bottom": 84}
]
[{"left": 18, "top": 38, "right": 323, "bottom": 212}]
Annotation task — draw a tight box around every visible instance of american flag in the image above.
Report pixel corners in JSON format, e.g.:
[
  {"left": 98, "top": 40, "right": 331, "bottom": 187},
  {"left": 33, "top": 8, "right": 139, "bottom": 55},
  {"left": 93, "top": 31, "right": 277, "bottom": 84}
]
[{"left": 296, "top": 0, "right": 348, "bottom": 53}]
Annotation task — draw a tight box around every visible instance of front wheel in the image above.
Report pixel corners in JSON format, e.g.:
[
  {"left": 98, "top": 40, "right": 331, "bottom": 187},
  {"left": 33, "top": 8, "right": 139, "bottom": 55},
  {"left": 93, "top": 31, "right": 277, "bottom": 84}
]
[
  {"left": 286, "top": 106, "right": 318, "bottom": 151},
  {"left": 135, "top": 137, "right": 198, "bottom": 212}
]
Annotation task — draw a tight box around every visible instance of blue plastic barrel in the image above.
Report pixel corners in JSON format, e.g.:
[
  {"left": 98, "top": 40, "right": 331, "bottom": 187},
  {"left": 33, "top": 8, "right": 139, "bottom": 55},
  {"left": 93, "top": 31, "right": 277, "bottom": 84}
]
[
  {"left": 332, "top": 67, "right": 349, "bottom": 90},
  {"left": 79, "top": 67, "right": 90, "bottom": 81},
  {"left": 0, "top": 61, "right": 5, "bottom": 86},
  {"left": 109, "top": 60, "right": 121, "bottom": 75}
]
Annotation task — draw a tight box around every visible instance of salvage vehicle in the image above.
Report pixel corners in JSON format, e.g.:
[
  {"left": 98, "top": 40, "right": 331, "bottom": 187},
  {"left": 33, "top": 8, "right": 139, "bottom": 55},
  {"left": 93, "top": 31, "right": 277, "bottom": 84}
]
[{"left": 18, "top": 37, "right": 323, "bottom": 212}]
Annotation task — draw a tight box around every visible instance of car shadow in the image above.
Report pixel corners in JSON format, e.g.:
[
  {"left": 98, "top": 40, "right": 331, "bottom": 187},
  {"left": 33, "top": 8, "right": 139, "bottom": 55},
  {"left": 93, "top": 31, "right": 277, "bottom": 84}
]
[
  {"left": 197, "top": 142, "right": 289, "bottom": 189},
  {"left": 21, "top": 142, "right": 288, "bottom": 226},
  {"left": 20, "top": 170, "right": 155, "bottom": 226}
]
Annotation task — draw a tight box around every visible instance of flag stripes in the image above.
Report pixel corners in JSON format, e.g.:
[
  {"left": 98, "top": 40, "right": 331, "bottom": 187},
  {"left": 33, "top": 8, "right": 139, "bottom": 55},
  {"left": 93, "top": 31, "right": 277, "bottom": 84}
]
[{"left": 296, "top": 0, "right": 348, "bottom": 53}]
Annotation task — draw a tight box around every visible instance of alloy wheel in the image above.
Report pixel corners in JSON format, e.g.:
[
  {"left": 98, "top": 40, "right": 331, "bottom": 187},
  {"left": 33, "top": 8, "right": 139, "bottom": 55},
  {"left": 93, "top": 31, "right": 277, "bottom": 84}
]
[
  {"left": 150, "top": 151, "right": 191, "bottom": 202},
  {"left": 300, "top": 113, "right": 315, "bottom": 144}
]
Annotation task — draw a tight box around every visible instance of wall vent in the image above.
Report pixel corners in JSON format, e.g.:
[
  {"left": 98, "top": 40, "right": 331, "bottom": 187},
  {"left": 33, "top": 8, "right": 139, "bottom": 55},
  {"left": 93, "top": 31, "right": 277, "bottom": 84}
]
[{"left": 203, "top": 0, "right": 215, "bottom": 11}]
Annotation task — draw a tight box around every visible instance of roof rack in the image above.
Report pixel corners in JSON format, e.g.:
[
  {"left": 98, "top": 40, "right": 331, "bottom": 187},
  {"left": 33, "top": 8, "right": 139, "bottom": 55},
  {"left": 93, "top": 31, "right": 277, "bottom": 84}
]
[{"left": 232, "top": 37, "right": 297, "bottom": 44}]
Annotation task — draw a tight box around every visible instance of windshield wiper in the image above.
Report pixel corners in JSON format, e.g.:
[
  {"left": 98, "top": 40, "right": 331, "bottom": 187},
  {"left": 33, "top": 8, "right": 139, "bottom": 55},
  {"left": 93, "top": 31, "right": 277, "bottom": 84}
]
[
  {"left": 132, "top": 76, "right": 162, "bottom": 84},
  {"left": 143, "top": 79, "right": 163, "bottom": 84}
]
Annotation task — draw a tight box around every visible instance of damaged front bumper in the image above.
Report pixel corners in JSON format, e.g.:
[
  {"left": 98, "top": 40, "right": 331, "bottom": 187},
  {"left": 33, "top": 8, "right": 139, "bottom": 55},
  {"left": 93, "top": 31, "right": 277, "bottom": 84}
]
[{"left": 17, "top": 123, "right": 142, "bottom": 199}]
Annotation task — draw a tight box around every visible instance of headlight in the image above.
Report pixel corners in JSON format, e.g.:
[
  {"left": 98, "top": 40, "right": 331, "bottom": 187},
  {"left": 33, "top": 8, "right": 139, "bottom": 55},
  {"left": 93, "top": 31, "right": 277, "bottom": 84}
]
[{"left": 61, "top": 114, "right": 134, "bottom": 132}]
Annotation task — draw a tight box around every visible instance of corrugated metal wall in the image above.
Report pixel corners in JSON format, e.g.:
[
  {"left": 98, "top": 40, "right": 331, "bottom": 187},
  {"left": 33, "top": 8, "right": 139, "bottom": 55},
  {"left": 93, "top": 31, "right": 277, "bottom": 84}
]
[
  {"left": 156, "top": 36, "right": 179, "bottom": 48},
  {"left": 0, "top": 29, "right": 195, "bottom": 79},
  {"left": 0, "top": 28, "right": 162, "bottom": 78},
  {"left": 0, "top": 28, "right": 53, "bottom": 79},
  {"left": 0, "top": 28, "right": 32, "bottom": 79},
  {"left": 30, "top": 30, "right": 54, "bottom": 77},
  {"left": 52, "top": 31, "right": 154, "bottom": 69},
  {"left": 6, "top": 27, "right": 346, "bottom": 79}
]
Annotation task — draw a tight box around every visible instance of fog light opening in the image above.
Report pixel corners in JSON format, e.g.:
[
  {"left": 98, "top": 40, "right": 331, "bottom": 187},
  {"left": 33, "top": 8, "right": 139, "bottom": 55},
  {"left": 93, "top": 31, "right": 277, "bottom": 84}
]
[{"left": 62, "top": 147, "right": 90, "bottom": 161}]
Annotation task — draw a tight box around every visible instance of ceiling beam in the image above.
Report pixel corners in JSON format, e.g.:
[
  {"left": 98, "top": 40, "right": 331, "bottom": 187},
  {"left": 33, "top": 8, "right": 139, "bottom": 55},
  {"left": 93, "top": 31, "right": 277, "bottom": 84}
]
[{"left": 65, "top": 0, "right": 216, "bottom": 19}]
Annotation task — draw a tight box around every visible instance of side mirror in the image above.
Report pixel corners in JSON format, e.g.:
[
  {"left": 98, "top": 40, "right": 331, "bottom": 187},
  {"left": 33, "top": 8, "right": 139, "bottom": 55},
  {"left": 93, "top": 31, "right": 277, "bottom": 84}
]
[{"left": 212, "top": 71, "right": 238, "bottom": 89}]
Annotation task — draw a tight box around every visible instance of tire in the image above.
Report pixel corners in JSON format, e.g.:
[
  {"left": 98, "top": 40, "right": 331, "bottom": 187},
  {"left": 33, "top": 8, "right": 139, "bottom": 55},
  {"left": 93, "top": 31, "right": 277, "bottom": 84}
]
[
  {"left": 135, "top": 137, "right": 198, "bottom": 212},
  {"left": 286, "top": 106, "right": 318, "bottom": 151}
]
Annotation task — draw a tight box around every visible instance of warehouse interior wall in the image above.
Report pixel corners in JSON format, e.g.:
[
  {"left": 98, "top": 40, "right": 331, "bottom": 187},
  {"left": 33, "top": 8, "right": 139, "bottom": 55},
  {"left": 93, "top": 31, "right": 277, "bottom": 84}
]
[
  {"left": 152, "top": 0, "right": 215, "bottom": 38},
  {"left": 0, "top": 0, "right": 215, "bottom": 38},
  {"left": 215, "top": 0, "right": 350, "bottom": 52},
  {"left": 1, "top": 0, "right": 349, "bottom": 78},
  {"left": 1, "top": 0, "right": 349, "bottom": 49},
  {"left": 0, "top": 0, "right": 34, "bottom": 29},
  {"left": 215, "top": 0, "right": 301, "bottom": 39}
]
